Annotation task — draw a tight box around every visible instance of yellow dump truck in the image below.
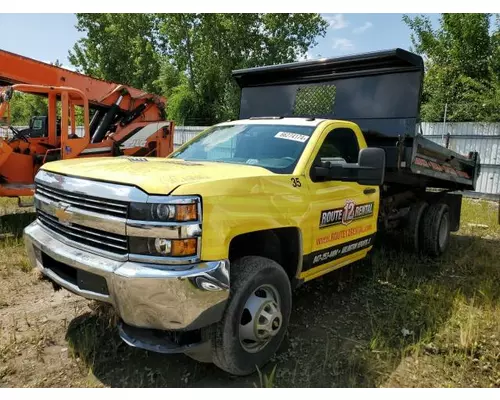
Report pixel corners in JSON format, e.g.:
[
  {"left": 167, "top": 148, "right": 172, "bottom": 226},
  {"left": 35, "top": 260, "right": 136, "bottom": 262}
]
[{"left": 24, "top": 49, "right": 480, "bottom": 376}]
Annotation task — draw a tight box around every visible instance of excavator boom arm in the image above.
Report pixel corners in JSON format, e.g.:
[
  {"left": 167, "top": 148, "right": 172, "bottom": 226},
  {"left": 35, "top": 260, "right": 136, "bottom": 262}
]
[{"left": 0, "top": 49, "right": 165, "bottom": 107}]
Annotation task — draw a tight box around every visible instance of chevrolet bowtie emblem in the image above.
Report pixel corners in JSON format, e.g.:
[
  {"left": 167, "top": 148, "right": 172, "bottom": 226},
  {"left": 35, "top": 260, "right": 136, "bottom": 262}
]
[{"left": 55, "top": 202, "right": 72, "bottom": 225}]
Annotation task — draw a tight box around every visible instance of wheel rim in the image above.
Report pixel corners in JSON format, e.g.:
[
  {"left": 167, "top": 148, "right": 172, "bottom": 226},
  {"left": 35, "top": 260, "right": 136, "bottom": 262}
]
[
  {"left": 438, "top": 212, "right": 449, "bottom": 249},
  {"left": 239, "top": 284, "right": 282, "bottom": 353}
]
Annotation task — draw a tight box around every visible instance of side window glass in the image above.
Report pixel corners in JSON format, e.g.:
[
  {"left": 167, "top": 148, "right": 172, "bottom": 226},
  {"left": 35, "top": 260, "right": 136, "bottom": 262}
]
[{"left": 310, "top": 127, "right": 359, "bottom": 182}]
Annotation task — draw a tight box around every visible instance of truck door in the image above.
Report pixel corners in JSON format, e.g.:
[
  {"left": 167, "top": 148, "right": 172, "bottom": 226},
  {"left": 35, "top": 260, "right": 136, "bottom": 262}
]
[{"left": 302, "top": 124, "right": 379, "bottom": 282}]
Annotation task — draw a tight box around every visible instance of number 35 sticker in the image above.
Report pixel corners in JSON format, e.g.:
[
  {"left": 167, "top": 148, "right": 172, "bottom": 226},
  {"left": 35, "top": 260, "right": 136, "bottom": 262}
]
[{"left": 291, "top": 177, "right": 301, "bottom": 187}]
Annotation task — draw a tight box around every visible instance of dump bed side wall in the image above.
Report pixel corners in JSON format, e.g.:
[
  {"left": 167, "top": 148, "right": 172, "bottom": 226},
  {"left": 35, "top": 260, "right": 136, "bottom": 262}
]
[{"left": 407, "top": 135, "right": 479, "bottom": 190}]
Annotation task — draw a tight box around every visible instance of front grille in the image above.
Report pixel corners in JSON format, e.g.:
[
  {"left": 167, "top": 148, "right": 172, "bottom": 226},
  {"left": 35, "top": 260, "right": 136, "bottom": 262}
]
[
  {"left": 36, "top": 182, "right": 128, "bottom": 219},
  {"left": 38, "top": 210, "right": 128, "bottom": 255}
]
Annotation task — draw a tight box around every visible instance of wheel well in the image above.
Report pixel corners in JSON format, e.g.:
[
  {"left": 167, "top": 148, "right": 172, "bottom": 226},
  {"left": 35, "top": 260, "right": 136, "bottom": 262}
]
[{"left": 228, "top": 228, "right": 301, "bottom": 282}]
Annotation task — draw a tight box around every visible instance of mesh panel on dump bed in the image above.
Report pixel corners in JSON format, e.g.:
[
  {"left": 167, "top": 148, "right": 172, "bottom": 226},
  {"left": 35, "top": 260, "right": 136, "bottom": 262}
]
[{"left": 293, "top": 85, "right": 336, "bottom": 116}]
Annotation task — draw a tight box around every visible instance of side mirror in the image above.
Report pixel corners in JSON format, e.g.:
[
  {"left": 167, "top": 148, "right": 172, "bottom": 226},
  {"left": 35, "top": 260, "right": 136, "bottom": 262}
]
[
  {"left": 312, "top": 147, "right": 385, "bottom": 186},
  {"left": 357, "top": 147, "right": 386, "bottom": 186}
]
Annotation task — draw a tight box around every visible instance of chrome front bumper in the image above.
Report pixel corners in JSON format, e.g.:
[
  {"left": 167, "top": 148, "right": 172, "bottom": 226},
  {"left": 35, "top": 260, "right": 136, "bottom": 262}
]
[{"left": 24, "top": 221, "right": 230, "bottom": 331}]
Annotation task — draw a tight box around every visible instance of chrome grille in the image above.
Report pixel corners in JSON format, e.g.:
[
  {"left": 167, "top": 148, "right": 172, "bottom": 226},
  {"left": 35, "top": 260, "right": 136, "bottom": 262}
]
[
  {"left": 36, "top": 182, "right": 128, "bottom": 218},
  {"left": 37, "top": 210, "right": 128, "bottom": 255}
]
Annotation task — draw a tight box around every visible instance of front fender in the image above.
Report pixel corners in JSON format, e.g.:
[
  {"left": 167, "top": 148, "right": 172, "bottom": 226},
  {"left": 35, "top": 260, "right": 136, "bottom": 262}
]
[{"left": 171, "top": 175, "right": 310, "bottom": 261}]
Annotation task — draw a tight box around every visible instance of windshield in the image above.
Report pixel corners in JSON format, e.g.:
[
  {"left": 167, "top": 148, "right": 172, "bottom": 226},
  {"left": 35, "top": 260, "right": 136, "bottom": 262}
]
[{"left": 169, "top": 123, "right": 316, "bottom": 174}]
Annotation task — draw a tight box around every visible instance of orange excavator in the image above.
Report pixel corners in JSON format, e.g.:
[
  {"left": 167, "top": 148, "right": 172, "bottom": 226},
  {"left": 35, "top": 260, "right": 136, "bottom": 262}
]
[{"left": 0, "top": 49, "right": 174, "bottom": 199}]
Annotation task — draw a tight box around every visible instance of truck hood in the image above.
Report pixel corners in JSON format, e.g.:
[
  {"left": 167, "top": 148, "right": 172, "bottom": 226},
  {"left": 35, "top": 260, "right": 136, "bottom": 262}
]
[{"left": 40, "top": 157, "right": 275, "bottom": 194}]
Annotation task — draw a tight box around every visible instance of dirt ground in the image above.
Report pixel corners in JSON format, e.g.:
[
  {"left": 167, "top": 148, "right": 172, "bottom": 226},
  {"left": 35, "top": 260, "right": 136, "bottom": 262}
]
[{"left": 1, "top": 197, "right": 500, "bottom": 388}]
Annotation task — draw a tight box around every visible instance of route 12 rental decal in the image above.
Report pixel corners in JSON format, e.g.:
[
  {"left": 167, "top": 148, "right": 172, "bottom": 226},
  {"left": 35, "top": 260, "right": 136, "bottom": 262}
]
[{"left": 320, "top": 200, "right": 374, "bottom": 228}]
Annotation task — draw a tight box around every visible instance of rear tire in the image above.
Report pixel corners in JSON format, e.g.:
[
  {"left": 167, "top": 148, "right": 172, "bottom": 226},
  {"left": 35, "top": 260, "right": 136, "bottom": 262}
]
[
  {"left": 403, "top": 201, "right": 428, "bottom": 253},
  {"left": 211, "top": 256, "right": 291, "bottom": 376},
  {"left": 421, "top": 203, "right": 451, "bottom": 257}
]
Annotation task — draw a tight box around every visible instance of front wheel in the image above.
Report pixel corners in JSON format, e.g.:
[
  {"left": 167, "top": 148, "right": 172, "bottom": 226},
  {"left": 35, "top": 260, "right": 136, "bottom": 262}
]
[{"left": 211, "top": 256, "right": 292, "bottom": 376}]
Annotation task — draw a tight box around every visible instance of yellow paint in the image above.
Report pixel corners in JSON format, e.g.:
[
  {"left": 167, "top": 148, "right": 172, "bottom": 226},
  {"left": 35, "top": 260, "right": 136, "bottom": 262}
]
[{"left": 40, "top": 120, "right": 380, "bottom": 281}]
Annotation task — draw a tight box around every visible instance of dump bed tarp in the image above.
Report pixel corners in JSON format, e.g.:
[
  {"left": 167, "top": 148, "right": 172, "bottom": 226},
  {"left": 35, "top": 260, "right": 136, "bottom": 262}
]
[{"left": 232, "top": 48, "right": 424, "bottom": 138}]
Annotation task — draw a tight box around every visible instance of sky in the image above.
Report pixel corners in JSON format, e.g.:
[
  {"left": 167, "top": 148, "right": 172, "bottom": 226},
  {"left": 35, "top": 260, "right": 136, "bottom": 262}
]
[{"left": 0, "top": 13, "right": 441, "bottom": 69}]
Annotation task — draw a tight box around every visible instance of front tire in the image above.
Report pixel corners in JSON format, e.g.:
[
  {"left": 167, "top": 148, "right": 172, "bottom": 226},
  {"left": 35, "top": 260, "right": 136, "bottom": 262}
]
[{"left": 211, "top": 256, "right": 292, "bottom": 376}]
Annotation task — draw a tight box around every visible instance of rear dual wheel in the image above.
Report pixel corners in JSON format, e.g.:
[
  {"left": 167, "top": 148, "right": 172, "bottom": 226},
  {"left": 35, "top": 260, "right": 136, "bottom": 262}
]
[
  {"left": 421, "top": 203, "right": 450, "bottom": 257},
  {"left": 403, "top": 201, "right": 428, "bottom": 252},
  {"left": 404, "top": 201, "right": 450, "bottom": 257}
]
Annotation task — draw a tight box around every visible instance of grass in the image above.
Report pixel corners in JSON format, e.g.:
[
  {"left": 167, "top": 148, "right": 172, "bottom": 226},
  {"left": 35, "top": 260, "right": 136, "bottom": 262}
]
[
  {"left": 0, "top": 196, "right": 499, "bottom": 387},
  {"left": 255, "top": 365, "right": 278, "bottom": 388},
  {"left": 0, "top": 197, "right": 36, "bottom": 309}
]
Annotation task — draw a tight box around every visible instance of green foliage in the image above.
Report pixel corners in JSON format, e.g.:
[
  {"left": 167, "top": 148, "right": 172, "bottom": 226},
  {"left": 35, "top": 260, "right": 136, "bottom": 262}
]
[
  {"left": 8, "top": 92, "right": 86, "bottom": 127},
  {"left": 404, "top": 13, "right": 500, "bottom": 122},
  {"left": 166, "top": 81, "right": 202, "bottom": 126},
  {"left": 8, "top": 92, "right": 47, "bottom": 126},
  {"left": 254, "top": 364, "right": 277, "bottom": 388},
  {"left": 68, "top": 14, "right": 162, "bottom": 94},
  {"left": 70, "top": 13, "right": 328, "bottom": 126}
]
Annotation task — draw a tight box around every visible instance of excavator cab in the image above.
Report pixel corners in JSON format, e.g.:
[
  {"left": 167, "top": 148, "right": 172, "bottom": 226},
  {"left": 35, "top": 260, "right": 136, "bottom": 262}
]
[
  {"left": 0, "top": 84, "right": 91, "bottom": 197},
  {"left": 16, "top": 116, "right": 55, "bottom": 139}
]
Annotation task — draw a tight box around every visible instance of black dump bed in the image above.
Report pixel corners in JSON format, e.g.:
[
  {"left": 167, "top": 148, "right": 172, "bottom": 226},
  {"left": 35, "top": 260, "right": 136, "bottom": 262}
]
[{"left": 232, "top": 49, "right": 480, "bottom": 191}]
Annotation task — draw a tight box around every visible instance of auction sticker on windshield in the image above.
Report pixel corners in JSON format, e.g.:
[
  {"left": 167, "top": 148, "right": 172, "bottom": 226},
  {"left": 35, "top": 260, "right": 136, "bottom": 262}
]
[{"left": 275, "top": 132, "right": 310, "bottom": 143}]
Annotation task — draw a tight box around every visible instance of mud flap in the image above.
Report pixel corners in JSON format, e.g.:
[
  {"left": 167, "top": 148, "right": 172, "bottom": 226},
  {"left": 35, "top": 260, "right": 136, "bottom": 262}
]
[{"left": 439, "top": 193, "right": 462, "bottom": 232}]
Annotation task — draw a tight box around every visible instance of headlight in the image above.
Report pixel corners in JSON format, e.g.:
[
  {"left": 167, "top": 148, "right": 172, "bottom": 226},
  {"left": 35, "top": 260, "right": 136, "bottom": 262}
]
[
  {"left": 128, "top": 196, "right": 201, "bottom": 262},
  {"left": 129, "top": 201, "right": 199, "bottom": 222},
  {"left": 129, "top": 237, "right": 198, "bottom": 257}
]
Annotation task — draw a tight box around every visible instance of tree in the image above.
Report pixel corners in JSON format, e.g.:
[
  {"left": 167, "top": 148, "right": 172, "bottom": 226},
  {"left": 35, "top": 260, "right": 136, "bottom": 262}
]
[
  {"left": 68, "top": 14, "right": 162, "bottom": 93},
  {"left": 8, "top": 92, "right": 48, "bottom": 126},
  {"left": 404, "top": 13, "right": 500, "bottom": 122},
  {"left": 156, "top": 13, "right": 327, "bottom": 124},
  {"left": 69, "top": 13, "right": 328, "bottom": 125}
]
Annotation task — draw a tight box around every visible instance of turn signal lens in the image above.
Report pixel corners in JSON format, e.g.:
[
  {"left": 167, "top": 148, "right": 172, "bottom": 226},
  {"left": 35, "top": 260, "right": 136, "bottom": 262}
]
[
  {"left": 176, "top": 204, "right": 198, "bottom": 221},
  {"left": 171, "top": 238, "right": 197, "bottom": 256}
]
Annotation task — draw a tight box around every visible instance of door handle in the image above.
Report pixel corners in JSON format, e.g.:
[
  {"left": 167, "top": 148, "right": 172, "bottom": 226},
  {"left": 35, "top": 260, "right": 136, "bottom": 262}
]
[{"left": 363, "top": 188, "right": 376, "bottom": 195}]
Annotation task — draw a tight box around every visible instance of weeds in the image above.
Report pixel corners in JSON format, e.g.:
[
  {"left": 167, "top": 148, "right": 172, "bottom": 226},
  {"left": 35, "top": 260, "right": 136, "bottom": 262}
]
[{"left": 255, "top": 365, "right": 277, "bottom": 388}]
